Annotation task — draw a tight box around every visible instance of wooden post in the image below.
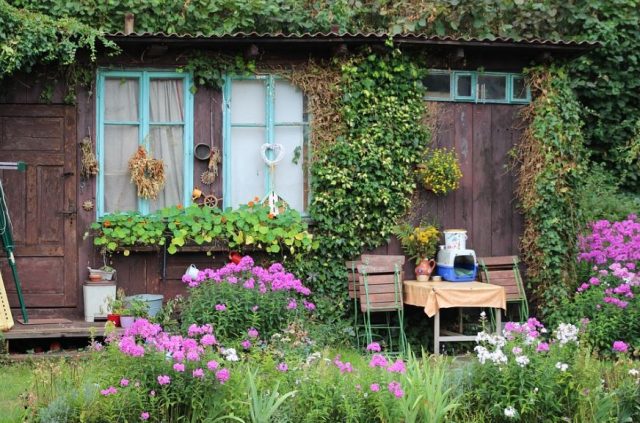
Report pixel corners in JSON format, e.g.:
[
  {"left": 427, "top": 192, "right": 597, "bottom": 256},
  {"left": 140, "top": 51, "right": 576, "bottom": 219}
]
[{"left": 124, "top": 13, "right": 135, "bottom": 35}]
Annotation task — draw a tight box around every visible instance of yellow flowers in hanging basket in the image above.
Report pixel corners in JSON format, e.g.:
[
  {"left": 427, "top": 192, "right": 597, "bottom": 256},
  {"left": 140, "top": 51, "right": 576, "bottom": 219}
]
[{"left": 417, "top": 147, "right": 463, "bottom": 195}]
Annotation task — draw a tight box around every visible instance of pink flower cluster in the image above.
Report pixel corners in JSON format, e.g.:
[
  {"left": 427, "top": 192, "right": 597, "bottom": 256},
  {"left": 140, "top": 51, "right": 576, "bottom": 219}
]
[
  {"left": 504, "top": 318, "right": 545, "bottom": 342},
  {"left": 612, "top": 340, "right": 629, "bottom": 353},
  {"left": 368, "top": 354, "right": 406, "bottom": 374},
  {"left": 333, "top": 355, "right": 354, "bottom": 373},
  {"left": 181, "top": 256, "right": 313, "bottom": 298},
  {"left": 578, "top": 216, "right": 640, "bottom": 265}
]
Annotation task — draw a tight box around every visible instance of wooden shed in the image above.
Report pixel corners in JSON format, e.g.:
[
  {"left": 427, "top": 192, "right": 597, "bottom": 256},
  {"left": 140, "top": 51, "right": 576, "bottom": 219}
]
[{"left": 0, "top": 32, "right": 594, "bottom": 323}]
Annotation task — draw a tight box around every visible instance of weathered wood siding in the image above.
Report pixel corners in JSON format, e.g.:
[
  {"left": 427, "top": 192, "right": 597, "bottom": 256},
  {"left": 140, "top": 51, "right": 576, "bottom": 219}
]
[{"left": 372, "top": 102, "right": 524, "bottom": 278}]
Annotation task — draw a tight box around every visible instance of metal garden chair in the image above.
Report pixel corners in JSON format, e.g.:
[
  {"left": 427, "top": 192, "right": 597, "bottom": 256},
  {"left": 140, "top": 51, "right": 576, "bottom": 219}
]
[
  {"left": 352, "top": 255, "right": 407, "bottom": 355},
  {"left": 479, "top": 256, "right": 529, "bottom": 327}
]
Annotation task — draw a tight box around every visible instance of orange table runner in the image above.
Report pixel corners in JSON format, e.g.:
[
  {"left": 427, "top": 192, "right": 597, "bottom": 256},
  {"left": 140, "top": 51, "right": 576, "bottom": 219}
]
[{"left": 403, "top": 280, "right": 506, "bottom": 317}]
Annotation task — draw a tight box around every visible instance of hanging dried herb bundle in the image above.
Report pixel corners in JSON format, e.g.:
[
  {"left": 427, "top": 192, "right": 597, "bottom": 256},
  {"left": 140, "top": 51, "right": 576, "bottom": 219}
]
[
  {"left": 80, "top": 136, "right": 99, "bottom": 179},
  {"left": 128, "top": 146, "right": 165, "bottom": 199}
]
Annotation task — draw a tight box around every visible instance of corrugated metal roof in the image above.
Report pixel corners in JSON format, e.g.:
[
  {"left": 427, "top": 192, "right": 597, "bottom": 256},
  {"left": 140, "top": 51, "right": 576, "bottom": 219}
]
[{"left": 106, "top": 31, "right": 598, "bottom": 48}]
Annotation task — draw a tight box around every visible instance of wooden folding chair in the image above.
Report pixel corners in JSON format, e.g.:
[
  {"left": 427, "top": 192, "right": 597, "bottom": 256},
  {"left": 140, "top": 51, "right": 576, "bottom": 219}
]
[
  {"left": 478, "top": 256, "right": 529, "bottom": 325},
  {"left": 356, "top": 254, "right": 407, "bottom": 355}
]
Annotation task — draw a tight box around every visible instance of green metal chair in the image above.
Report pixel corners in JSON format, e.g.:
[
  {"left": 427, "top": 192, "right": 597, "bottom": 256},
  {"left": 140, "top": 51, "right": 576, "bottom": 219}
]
[
  {"left": 479, "top": 256, "right": 529, "bottom": 328},
  {"left": 355, "top": 255, "right": 407, "bottom": 355}
]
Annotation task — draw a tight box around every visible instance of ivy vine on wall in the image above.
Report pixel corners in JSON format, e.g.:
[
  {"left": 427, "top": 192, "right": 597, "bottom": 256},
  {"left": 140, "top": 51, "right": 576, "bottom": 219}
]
[
  {"left": 514, "top": 65, "right": 588, "bottom": 316},
  {"left": 291, "top": 49, "right": 431, "bottom": 317}
]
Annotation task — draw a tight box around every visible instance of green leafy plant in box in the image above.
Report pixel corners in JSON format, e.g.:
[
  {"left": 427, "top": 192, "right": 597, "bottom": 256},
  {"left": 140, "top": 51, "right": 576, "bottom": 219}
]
[{"left": 89, "top": 212, "right": 166, "bottom": 255}]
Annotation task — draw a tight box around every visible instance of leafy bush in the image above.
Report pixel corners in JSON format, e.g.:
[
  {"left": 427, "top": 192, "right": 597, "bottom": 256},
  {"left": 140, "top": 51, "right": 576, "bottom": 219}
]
[
  {"left": 180, "top": 256, "right": 315, "bottom": 341},
  {"left": 576, "top": 163, "right": 640, "bottom": 224}
]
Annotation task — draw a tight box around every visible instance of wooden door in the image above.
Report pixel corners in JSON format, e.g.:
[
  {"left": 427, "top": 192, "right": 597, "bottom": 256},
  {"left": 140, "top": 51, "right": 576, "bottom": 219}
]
[{"left": 0, "top": 105, "right": 77, "bottom": 308}]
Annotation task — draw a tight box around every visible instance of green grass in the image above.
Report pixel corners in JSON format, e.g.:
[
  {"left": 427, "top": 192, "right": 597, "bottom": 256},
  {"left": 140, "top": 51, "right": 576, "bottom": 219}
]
[{"left": 0, "top": 363, "right": 34, "bottom": 422}]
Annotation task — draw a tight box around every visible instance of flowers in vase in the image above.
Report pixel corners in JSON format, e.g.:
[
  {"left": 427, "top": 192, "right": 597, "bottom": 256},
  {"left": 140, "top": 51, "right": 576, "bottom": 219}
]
[{"left": 393, "top": 222, "right": 440, "bottom": 262}]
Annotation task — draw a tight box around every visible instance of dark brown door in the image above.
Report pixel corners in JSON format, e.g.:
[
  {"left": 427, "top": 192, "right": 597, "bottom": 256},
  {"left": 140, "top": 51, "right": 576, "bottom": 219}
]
[{"left": 0, "top": 105, "right": 77, "bottom": 308}]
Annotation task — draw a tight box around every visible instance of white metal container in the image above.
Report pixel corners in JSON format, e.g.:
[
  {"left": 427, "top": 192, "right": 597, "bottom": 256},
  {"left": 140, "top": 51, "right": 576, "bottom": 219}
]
[
  {"left": 443, "top": 229, "right": 468, "bottom": 250},
  {"left": 83, "top": 282, "right": 116, "bottom": 322}
]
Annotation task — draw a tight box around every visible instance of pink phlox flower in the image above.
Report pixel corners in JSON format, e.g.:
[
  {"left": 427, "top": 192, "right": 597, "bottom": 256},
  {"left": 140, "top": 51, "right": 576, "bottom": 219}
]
[
  {"left": 303, "top": 300, "right": 316, "bottom": 311},
  {"left": 200, "top": 334, "right": 218, "bottom": 346},
  {"left": 251, "top": 305, "right": 259, "bottom": 312},
  {"left": 173, "top": 363, "right": 185, "bottom": 372},
  {"left": 120, "top": 378, "right": 129, "bottom": 387},
  {"left": 100, "top": 386, "right": 118, "bottom": 396},
  {"left": 243, "top": 278, "right": 255, "bottom": 289},
  {"left": 512, "top": 347, "right": 523, "bottom": 355},
  {"left": 277, "top": 362, "right": 288, "bottom": 372},
  {"left": 215, "top": 303, "right": 227, "bottom": 311},
  {"left": 388, "top": 381, "right": 404, "bottom": 398},
  {"left": 140, "top": 411, "right": 150, "bottom": 421},
  {"left": 192, "top": 368, "right": 204, "bottom": 378},
  {"left": 157, "top": 375, "right": 171, "bottom": 386},
  {"left": 366, "top": 342, "right": 381, "bottom": 352},
  {"left": 248, "top": 328, "right": 259, "bottom": 338},
  {"left": 613, "top": 341, "right": 629, "bottom": 353},
  {"left": 241, "top": 340, "right": 252, "bottom": 350},
  {"left": 370, "top": 383, "right": 380, "bottom": 392},
  {"left": 387, "top": 359, "right": 406, "bottom": 374},
  {"left": 287, "top": 299, "right": 298, "bottom": 310},
  {"left": 207, "top": 360, "right": 219, "bottom": 371},
  {"left": 369, "top": 354, "right": 389, "bottom": 368},
  {"left": 215, "top": 368, "right": 230, "bottom": 384},
  {"left": 536, "top": 342, "right": 550, "bottom": 353},
  {"left": 186, "top": 350, "right": 200, "bottom": 361}
]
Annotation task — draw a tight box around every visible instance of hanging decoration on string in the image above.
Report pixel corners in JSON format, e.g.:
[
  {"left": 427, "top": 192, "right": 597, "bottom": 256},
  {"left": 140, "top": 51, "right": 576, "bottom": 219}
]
[
  {"left": 260, "top": 143, "right": 287, "bottom": 216},
  {"left": 128, "top": 146, "right": 166, "bottom": 200},
  {"left": 80, "top": 136, "right": 99, "bottom": 179},
  {"left": 200, "top": 147, "right": 221, "bottom": 185}
]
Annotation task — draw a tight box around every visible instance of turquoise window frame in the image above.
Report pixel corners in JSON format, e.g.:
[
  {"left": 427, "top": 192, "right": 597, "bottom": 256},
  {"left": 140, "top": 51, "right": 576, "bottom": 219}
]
[
  {"left": 424, "top": 70, "right": 530, "bottom": 104},
  {"left": 424, "top": 70, "right": 453, "bottom": 101},
  {"left": 96, "top": 69, "right": 194, "bottom": 217},
  {"left": 509, "top": 74, "right": 532, "bottom": 104},
  {"left": 222, "top": 74, "right": 309, "bottom": 212},
  {"left": 453, "top": 71, "right": 476, "bottom": 101}
]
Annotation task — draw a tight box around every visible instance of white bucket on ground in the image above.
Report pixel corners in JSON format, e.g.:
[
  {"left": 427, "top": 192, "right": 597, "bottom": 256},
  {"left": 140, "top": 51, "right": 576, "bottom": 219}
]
[
  {"left": 444, "top": 229, "right": 468, "bottom": 250},
  {"left": 83, "top": 282, "right": 116, "bottom": 322}
]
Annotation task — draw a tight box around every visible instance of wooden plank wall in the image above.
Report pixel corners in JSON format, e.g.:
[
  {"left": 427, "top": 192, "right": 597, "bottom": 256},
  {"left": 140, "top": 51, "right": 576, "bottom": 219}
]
[{"left": 371, "top": 103, "right": 524, "bottom": 278}]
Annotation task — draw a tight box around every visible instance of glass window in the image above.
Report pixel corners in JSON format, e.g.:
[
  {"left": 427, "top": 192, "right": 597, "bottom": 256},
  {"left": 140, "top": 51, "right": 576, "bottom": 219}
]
[
  {"left": 224, "top": 76, "right": 308, "bottom": 212},
  {"left": 424, "top": 73, "right": 451, "bottom": 99},
  {"left": 511, "top": 75, "right": 529, "bottom": 101},
  {"left": 478, "top": 74, "right": 507, "bottom": 101},
  {"left": 455, "top": 73, "right": 474, "bottom": 99},
  {"left": 98, "top": 71, "right": 193, "bottom": 215}
]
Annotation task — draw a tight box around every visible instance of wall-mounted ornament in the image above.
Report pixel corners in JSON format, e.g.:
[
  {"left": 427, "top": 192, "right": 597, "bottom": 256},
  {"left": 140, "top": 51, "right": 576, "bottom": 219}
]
[
  {"left": 194, "top": 143, "right": 211, "bottom": 161},
  {"left": 128, "top": 146, "right": 165, "bottom": 199},
  {"left": 191, "top": 187, "right": 221, "bottom": 208},
  {"left": 200, "top": 147, "right": 221, "bottom": 185},
  {"left": 80, "top": 136, "right": 99, "bottom": 179},
  {"left": 82, "top": 199, "right": 95, "bottom": 211}
]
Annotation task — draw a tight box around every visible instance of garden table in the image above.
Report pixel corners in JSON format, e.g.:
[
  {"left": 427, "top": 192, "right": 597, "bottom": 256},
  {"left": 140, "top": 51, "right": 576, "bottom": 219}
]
[{"left": 403, "top": 280, "right": 506, "bottom": 355}]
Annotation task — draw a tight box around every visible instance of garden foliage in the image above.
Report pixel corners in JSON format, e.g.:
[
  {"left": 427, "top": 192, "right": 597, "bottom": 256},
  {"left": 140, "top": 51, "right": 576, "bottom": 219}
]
[{"left": 514, "top": 66, "right": 588, "bottom": 315}]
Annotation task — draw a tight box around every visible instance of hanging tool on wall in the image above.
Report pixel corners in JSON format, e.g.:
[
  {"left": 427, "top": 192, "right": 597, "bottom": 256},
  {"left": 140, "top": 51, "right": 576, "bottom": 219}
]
[{"left": 0, "top": 161, "right": 28, "bottom": 323}]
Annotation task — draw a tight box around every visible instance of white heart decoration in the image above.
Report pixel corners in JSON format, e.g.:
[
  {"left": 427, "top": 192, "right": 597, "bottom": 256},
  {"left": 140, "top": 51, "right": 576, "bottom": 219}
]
[{"left": 260, "top": 143, "right": 285, "bottom": 166}]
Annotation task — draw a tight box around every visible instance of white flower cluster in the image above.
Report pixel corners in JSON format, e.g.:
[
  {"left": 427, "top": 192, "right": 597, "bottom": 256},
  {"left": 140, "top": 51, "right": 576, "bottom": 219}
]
[
  {"left": 220, "top": 347, "right": 239, "bottom": 362},
  {"left": 515, "top": 355, "right": 530, "bottom": 367},
  {"left": 476, "top": 331, "right": 506, "bottom": 348},
  {"left": 555, "top": 362, "right": 569, "bottom": 372},
  {"left": 554, "top": 323, "right": 579, "bottom": 346},
  {"left": 504, "top": 406, "right": 517, "bottom": 419},
  {"left": 474, "top": 345, "right": 508, "bottom": 365},
  {"left": 629, "top": 368, "right": 639, "bottom": 377}
]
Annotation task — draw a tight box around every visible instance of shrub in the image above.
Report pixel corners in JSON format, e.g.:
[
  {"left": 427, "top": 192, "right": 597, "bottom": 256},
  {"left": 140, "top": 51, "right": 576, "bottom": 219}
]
[{"left": 179, "top": 256, "right": 315, "bottom": 341}]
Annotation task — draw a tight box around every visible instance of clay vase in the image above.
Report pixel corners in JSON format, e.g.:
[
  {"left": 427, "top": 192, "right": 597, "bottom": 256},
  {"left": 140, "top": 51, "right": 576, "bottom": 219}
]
[{"left": 415, "top": 258, "right": 436, "bottom": 282}]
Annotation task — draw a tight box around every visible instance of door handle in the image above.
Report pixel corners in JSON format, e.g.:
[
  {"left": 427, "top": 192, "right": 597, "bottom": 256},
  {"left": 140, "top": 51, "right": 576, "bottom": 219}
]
[{"left": 57, "top": 209, "right": 77, "bottom": 216}]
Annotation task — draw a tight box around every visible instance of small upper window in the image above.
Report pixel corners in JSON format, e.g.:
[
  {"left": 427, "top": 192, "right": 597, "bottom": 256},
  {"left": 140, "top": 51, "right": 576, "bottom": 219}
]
[{"left": 424, "top": 70, "right": 529, "bottom": 104}]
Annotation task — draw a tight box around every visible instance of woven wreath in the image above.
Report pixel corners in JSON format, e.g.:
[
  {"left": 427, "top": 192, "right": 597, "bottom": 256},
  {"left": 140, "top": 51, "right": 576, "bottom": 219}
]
[{"left": 128, "top": 146, "right": 166, "bottom": 199}]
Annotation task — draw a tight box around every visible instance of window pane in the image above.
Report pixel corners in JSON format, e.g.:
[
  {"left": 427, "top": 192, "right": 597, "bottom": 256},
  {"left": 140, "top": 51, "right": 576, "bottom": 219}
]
[
  {"left": 149, "top": 79, "right": 184, "bottom": 123},
  {"left": 424, "top": 73, "right": 451, "bottom": 98},
  {"left": 104, "top": 78, "right": 139, "bottom": 121},
  {"left": 231, "top": 80, "right": 266, "bottom": 124},
  {"left": 230, "top": 127, "right": 266, "bottom": 208},
  {"left": 274, "top": 81, "right": 303, "bottom": 123},
  {"left": 274, "top": 126, "right": 305, "bottom": 212},
  {"left": 456, "top": 75, "right": 472, "bottom": 97},
  {"left": 512, "top": 76, "right": 528, "bottom": 100},
  {"left": 148, "top": 125, "right": 184, "bottom": 211},
  {"left": 478, "top": 75, "right": 506, "bottom": 100},
  {"left": 104, "top": 125, "right": 138, "bottom": 212}
]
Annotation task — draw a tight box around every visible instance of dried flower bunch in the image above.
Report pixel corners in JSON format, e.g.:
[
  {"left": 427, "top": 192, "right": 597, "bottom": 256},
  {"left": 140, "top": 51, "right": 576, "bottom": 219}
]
[
  {"left": 128, "top": 146, "right": 166, "bottom": 199},
  {"left": 80, "top": 137, "right": 99, "bottom": 179}
]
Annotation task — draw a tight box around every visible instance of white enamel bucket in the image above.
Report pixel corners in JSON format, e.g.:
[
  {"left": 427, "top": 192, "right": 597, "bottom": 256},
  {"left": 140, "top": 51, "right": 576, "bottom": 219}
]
[{"left": 443, "top": 229, "right": 467, "bottom": 250}]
